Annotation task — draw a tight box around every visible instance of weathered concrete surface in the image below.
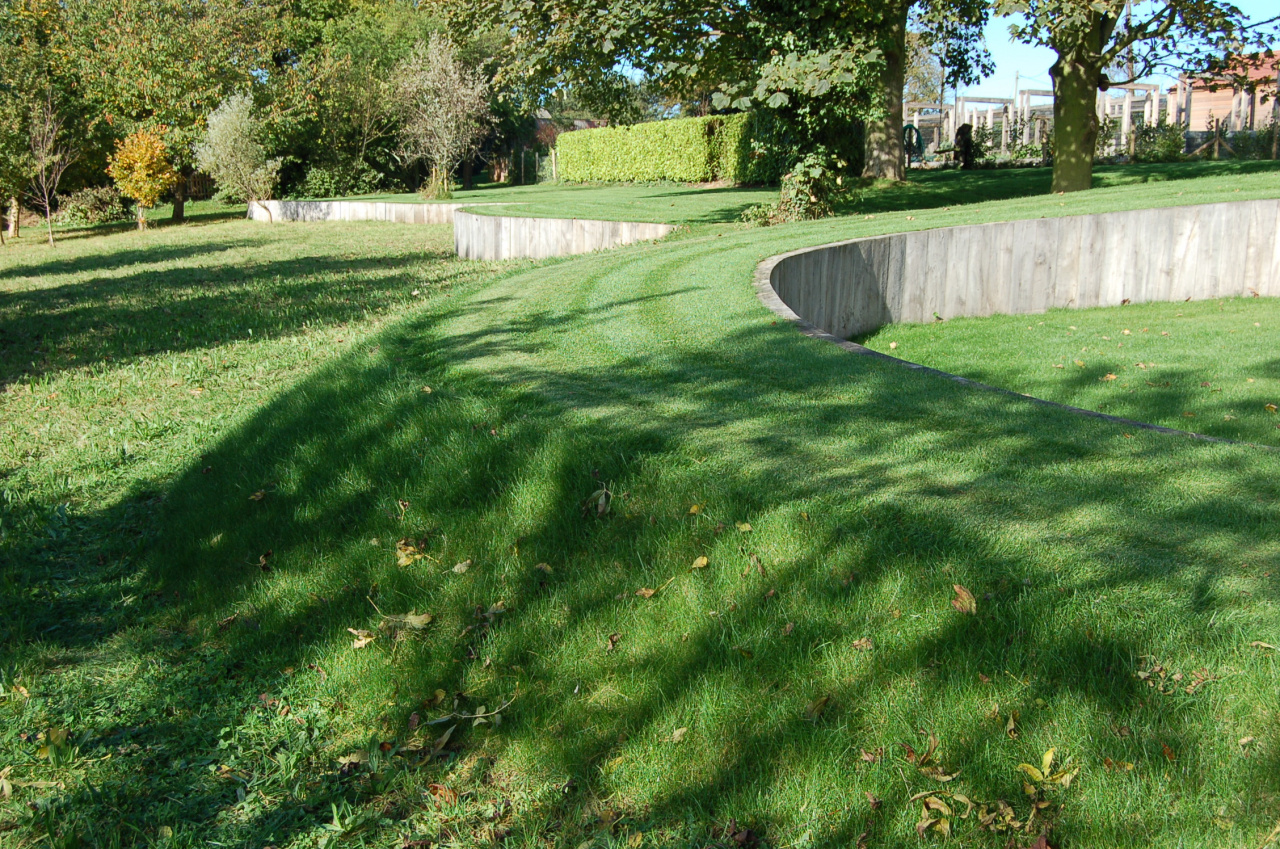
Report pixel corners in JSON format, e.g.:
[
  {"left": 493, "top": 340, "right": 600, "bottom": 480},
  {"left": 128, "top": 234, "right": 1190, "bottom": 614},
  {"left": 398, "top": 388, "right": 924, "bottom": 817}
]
[
  {"left": 765, "top": 198, "right": 1280, "bottom": 340},
  {"left": 454, "top": 211, "right": 677, "bottom": 260},
  {"left": 249, "top": 199, "right": 497, "bottom": 224},
  {"left": 250, "top": 199, "right": 676, "bottom": 260}
]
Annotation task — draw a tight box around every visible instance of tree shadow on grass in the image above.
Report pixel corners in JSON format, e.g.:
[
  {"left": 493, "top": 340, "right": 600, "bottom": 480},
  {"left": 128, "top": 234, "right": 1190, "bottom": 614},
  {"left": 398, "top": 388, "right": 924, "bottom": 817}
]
[
  {"left": 0, "top": 243, "right": 486, "bottom": 389},
  {"left": 7, "top": 286, "right": 1278, "bottom": 846}
]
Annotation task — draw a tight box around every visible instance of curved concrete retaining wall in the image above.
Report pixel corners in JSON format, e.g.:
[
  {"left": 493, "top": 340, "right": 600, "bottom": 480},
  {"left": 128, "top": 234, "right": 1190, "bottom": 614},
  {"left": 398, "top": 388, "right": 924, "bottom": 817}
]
[
  {"left": 454, "top": 211, "right": 676, "bottom": 261},
  {"left": 249, "top": 199, "right": 675, "bottom": 261},
  {"left": 764, "top": 198, "right": 1280, "bottom": 340},
  {"left": 249, "top": 199, "right": 498, "bottom": 225}
]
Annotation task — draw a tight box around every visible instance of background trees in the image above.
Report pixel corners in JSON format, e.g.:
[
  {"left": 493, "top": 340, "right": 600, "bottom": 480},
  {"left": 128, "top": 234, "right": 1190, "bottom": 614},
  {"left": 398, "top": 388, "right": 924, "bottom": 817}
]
[
  {"left": 393, "top": 34, "right": 493, "bottom": 199},
  {"left": 1000, "top": 0, "right": 1274, "bottom": 192},
  {"left": 63, "top": 0, "right": 278, "bottom": 220},
  {"left": 2, "top": 0, "right": 1276, "bottom": 221}
]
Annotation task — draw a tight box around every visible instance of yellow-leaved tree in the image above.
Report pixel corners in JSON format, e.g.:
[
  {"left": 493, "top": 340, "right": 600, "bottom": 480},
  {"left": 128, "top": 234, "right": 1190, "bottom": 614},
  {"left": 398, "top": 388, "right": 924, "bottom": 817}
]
[{"left": 107, "top": 128, "right": 177, "bottom": 230}]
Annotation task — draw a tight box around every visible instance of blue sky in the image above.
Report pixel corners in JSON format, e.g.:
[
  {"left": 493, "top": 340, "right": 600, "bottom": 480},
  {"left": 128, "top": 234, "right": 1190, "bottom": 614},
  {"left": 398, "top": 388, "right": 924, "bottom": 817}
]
[{"left": 962, "top": 1, "right": 1278, "bottom": 101}]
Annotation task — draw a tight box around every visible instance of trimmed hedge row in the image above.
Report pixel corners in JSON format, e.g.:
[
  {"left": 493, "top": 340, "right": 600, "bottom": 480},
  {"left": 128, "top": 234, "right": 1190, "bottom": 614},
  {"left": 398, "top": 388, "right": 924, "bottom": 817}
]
[{"left": 557, "top": 113, "right": 779, "bottom": 184}]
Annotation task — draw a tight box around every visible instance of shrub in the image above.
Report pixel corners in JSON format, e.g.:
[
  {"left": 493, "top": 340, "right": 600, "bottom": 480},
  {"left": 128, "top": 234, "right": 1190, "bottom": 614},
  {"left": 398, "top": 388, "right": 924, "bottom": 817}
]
[
  {"left": 1226, "top": 125, "right": 1277, "bottom": 160},
  {"left": 1134, "top": 121, "right": 1187, "bottom": 163},
  {"left": 741, "top": 153, "right": 847, "bottom": 226},
  {"left": 712, "top": 112, "right": 790, "bottom": 185},
  {"left": 556, "top": 108, "right": 862, "bottom": 186},
  {"left": 107, "top": 128, "right": 177, "bottom": 229},
  {"left": 195, "top": 94, "right": 282, "bottom": 218},
  {"left": 55, "top": 185, "right": 131, "bottom": 226},
  {"left": 293, "top": 160, "right": 385, "bottom": 199}
]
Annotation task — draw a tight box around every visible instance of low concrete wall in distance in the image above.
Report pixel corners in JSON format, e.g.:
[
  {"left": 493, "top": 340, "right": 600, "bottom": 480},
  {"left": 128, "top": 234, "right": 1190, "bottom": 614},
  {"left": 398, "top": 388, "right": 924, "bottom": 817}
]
[
  {"left": 250, "top": 199, "right": 675, "bottom": 261},
  {"left": 454, "top": 211, "right": 677, "bottom": 261},
  {"left": 763, "top": 198, "right": 1280, "bottom": 339},
  {"left": 249, "top": 199, "right": 499, "bottom": 225}
]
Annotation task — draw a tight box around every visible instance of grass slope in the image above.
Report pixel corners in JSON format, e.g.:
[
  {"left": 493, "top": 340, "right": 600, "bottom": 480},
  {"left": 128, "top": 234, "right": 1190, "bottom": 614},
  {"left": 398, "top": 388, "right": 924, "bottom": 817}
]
[{"left": 2, "top": 166, "right": 1279, "bottom": 849}]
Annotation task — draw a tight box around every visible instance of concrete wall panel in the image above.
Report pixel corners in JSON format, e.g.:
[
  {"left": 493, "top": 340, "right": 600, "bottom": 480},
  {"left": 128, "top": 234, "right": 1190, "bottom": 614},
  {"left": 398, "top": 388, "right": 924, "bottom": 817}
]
[
  {"left": 251, "top": 200, "right": 675, "bottom": 260},
  {"left": 453, "top": 212, "right": 676, "bottom": 261},
  {"left": 763, "top": 199, "right": 1280, "bottom": 340}
]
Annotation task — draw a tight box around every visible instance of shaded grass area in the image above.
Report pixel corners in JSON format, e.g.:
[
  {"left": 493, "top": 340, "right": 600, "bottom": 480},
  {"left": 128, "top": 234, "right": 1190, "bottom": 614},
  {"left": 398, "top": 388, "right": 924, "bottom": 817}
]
[
  {"left": 858, "top": 297, "right": 1280, "bottom": 445},
  {"left": 1, "top": 169, "right": 1279, "bottom": 849}
]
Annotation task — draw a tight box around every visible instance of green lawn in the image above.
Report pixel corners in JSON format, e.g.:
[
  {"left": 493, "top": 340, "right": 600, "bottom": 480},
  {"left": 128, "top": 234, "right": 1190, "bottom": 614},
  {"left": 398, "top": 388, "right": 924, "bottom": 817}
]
[
  {"left": 342, "top": 159, "right": 1280, "bottom": 223},
  {"left": 2, "top": 166, "right": 1280, "bottom": 849},
  {"left": 345, "top": 183, "right": 781, "bottom": 225},
  {"left": 858, "top": 297, "right": 1280, "bottom": 446}
]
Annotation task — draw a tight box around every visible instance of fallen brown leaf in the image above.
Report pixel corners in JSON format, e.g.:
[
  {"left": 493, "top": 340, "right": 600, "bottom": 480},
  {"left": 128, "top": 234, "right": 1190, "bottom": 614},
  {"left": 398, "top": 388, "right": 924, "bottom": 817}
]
[
  {"left": 951, "top": 585, "right": 977, "bottom": 615},
  {"left": 427, "top": 783, "right": 458, "bottom": 806},
  {"left": 804, "top": 695, "right": 831, "bottom": 720},
  {"left": 691, "top": 555, "right": 709, "bottom": 570},
  {"left": 920, "top": 766, "right": 959, "bottom": 782},
  {"left": 636, "top": 587, "right": 656, "bottom": 599},
  {"left": 348, "top": 628, "right": 376, "bottom": 649}
]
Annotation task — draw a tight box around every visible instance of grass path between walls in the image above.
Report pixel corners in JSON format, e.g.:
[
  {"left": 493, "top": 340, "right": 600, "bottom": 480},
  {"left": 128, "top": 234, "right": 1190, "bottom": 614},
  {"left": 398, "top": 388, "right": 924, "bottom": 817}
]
[{"left": 1, "top": 166, "right": 1279, "bottom": 849}]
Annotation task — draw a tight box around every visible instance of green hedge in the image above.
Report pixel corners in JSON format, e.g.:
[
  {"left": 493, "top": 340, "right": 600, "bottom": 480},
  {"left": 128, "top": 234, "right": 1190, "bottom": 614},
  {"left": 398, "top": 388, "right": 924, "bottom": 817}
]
[{"left": 557, "top": 114, "right": 782, "bottom": 184}]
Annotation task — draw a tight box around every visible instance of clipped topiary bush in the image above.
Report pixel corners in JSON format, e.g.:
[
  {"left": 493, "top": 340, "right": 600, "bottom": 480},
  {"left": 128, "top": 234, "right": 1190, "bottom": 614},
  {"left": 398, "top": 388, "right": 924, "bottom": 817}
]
[{"left": 557, "top": 116, "right": 722, "bottom": 183}]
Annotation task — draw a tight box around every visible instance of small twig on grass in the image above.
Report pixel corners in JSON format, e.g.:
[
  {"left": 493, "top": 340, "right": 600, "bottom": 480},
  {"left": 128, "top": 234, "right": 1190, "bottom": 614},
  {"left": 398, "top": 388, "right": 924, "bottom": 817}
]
[
  {"left": 1258, "top": 820, "right": 1280, "bottom": 849},
  {"left": 425, "top": 693, "right": 518, "bottom": 725}
]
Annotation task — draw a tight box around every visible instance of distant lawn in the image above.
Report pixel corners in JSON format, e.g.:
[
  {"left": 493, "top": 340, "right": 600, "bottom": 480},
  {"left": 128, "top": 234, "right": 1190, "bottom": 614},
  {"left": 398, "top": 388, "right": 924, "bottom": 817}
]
[
  {"left": 858, "top": 297, "right": 1280, "bottom": 445},
  {"left": 2, "top": 165, "right": 1280, "bottom": 848},
  {"left": 855, "top": 158, "right": 1280, "bottom": 214},
  {"left": 343, "top": 183, "right": 780, "bottom": 225},
  {"left": 339, "top": 159, "right": 1280, "bottom": 224}
]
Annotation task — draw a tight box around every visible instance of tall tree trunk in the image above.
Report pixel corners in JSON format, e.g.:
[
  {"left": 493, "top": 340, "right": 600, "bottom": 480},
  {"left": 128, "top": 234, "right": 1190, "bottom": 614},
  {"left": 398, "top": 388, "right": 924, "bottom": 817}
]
[
  {"left": 862, "top": 0, "right": 909, "bottom": 181},
  {"left": 171, "top": 168, "right": 189, "bottom": 223},
  {"left": 7, "top": 197, "right": 18, "bottom": 238},
  {"left": 1050, "top": 16, "right": 1109, "bottom": 193}
]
